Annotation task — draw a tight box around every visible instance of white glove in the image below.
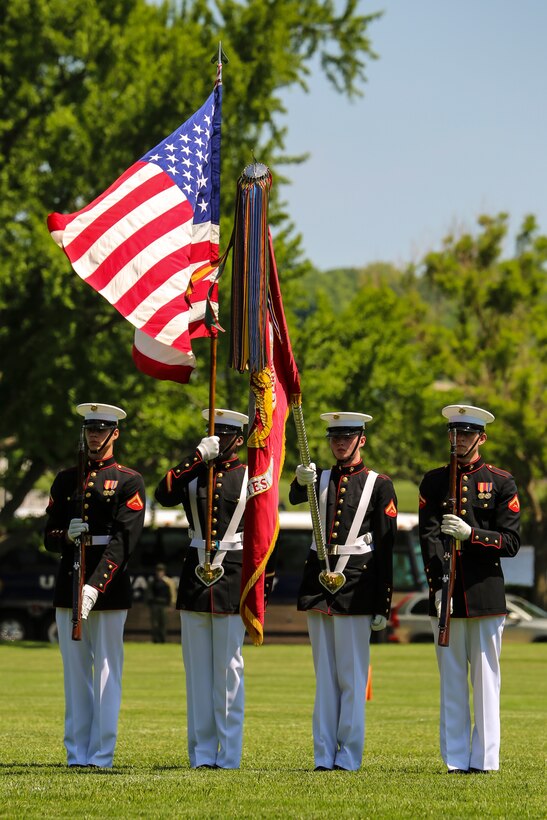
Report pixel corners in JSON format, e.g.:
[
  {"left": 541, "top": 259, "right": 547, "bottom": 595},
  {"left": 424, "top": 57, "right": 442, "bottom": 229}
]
[
  {"left": 67, "top": 518, "right": 89, "bottom": 543},
  {"left": 197, "top": 435, "right": 220, "bottom": 461},
  {"left": 371, "top": 614, "right": 387, "bottom": 631},
  {"left": 296, "top": 462, "right": 317, "bottom": 486},
  {"left": 435, "top": 589, "right": 453, "bottom": 617},
  {"left": 81, "top": 585, "right": 98, "bottom": 619},
  {"left": 441, "top": 514, "right": 471, "bottom": 540}
]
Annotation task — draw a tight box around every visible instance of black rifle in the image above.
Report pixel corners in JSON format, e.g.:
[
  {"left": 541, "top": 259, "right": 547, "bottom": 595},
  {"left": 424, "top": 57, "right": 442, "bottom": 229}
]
[
  {"left": 438, "top": 428, "right": 458, "bottom": 647},
  {"left": 71, "top": 428, "right": 89, "bottom": 641}
]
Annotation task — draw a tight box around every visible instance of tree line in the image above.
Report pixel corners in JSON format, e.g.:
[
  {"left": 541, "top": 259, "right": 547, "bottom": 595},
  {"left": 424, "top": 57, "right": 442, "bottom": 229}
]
[{"left": 1, "top": 1, "right": 545, "bottom": 601}]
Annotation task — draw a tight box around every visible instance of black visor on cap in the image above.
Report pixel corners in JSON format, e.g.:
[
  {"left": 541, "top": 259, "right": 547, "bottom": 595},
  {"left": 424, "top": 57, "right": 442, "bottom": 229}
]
[
  {"left": 447, "top": 421, "right": 484, "bottom": 432},
  {"left": 83, "top": 419, "right": 117, "bottom": 430},
  {"left": 211, "top": 423, "right": 242, "bottom": 435},
  {"left": 326, "top": 426, "right": 364, "bottom": 438}
]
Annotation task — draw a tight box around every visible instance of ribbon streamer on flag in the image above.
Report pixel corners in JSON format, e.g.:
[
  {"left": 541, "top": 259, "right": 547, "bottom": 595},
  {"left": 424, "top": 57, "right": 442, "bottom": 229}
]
[
  {"left": 47, "top": 78, "right": 223, "bottom": 384},
  {"left": 230, "top": 163, "right": 272, "bottom": 374},
  {"left": 236, "top": 203, "right": 301, "bottom": 643}
]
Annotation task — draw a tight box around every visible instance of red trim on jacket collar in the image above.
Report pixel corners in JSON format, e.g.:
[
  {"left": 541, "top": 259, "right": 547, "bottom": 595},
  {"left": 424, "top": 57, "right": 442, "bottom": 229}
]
[
  {"left": 333, "top": 460, "right": 365, "bottom": 475},
  {"left": 86, "top": 456, "right": 116, "bottom": 470},
  {"left": 214, "top": 455, "right": 244, "bottom": 470},
  {"left": 457, "top": 456, "right": 484, "bottom": 473}
]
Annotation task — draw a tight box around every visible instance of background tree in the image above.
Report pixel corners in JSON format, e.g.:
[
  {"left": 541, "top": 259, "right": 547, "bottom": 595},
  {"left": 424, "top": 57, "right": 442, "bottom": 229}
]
[
  {"left": 292, "top": 276, "right": 433, "bottom": 479},
  {"left": 2, "top": 2, "right": 544, "bottom": 607},
  {"left": 0, "top": 0, "right": 380, "bottom": 523},
  {"left": 417, "top": 213, "right": 547, "bottom": 604},
  {"left": 286, "top": 217, "right": 546, "bottom": 604}
]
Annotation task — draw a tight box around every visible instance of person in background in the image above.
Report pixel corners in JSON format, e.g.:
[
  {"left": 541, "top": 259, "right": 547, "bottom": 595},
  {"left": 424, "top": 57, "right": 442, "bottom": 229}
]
[
  {"left": 147, "top": 563, "right": 176, "bottom": 643},
  {"left": 44, "top": 402, "right": 145, "bottom": 769},
  {"left": 419, "top": 404, "right": 521, "bottom": 774},
  {"left": 154, "top": 409, "right": 248, "bottom": 770},
  {"left": 290, "top": 411, "right": 396, "bottom": 772}
]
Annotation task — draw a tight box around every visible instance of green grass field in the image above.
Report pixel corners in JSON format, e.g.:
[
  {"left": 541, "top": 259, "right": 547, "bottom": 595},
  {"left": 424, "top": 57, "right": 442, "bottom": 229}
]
[{"left": 1, "top": 641, "right": 545, "bottom": 818}]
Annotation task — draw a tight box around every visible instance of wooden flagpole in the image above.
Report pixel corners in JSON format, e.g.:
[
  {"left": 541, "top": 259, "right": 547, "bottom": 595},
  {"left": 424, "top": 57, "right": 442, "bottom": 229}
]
[
  {"left": 203, "top": 335, "right": 218, "bottom": 577},
  {"left": 196, "top": 44, "right": 228, "bottom": 585}
]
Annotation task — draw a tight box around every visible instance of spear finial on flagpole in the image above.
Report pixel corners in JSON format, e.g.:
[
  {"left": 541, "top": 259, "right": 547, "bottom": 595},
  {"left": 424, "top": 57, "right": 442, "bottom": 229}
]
[{"left": 211, "top": 41, "right": 229, "bottom": 85}]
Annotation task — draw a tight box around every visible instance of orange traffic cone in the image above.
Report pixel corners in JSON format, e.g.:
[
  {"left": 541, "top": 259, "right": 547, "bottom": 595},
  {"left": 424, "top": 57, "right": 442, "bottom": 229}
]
[{"left": 365, "top": 665, "right": 373, "bottom": 701}]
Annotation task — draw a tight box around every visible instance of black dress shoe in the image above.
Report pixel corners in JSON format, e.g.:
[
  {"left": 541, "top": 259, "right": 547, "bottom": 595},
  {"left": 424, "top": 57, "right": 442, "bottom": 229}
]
[
  {"left": 469, "top": 768, "right": 490, "bottom": 774},
  {"left": 334, "top": 765, "right": 350, "bottom": 771},
  {"left": 195, "top": 764, "right": 215, "bottom": 769},
  {"left": 447, "top": 768, "right": 469, "bottom": 774},
  {"left": 314, "top": 766, "right": 332, "bottom": 771}
]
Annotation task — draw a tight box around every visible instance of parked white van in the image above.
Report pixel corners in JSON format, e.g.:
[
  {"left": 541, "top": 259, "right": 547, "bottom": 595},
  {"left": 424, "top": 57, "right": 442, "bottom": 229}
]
[{"left": 129, "top": 509, "right": 424, "bottom": 640}]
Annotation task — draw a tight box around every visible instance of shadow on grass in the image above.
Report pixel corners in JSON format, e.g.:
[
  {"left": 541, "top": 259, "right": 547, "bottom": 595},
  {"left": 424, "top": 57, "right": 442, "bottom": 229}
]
[
  {"left": 0, "top": 641, "right": 55, "bottom": 650},
  {"left": 0, "top": 763, "right": 68, "bottom": 770},
  {"left": 3, "top": 761, "right": 450, "bottom": 776},
  {"left": 0, "top": 762, "right": 124, "bottom": 774}
]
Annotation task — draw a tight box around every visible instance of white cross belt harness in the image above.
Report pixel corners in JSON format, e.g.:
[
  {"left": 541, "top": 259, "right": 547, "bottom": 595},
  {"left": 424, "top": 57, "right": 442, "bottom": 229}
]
[
  {"left": 188, "top": 472, "right": 247, "bottom": 563},
  {"left": 311, "top": 469, "right": 378, "bottom": 573}
]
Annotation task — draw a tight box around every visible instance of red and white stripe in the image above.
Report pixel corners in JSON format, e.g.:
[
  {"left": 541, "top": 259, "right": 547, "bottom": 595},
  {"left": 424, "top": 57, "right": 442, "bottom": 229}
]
[{"left": 47, "top": 161, "right": 218, "bottom": 357}]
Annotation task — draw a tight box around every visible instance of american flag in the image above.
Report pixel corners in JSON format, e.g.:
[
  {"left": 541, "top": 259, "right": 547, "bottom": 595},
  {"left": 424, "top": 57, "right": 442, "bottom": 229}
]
[{"left": 48, "top": 85, "right": 222, "bottom": 383}]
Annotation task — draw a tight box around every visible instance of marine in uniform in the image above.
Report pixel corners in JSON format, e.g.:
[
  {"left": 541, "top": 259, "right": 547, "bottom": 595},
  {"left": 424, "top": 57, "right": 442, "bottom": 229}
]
[
  {"left": 154, "top": 409, "right": 248, "bottom": 769},
  {"left": 44, "top": 403, "right": 146, "bottom": 768},
  {"left": 419, "top": 404, "right": 521, "bottom": 774},
  {"left": 290, "top": 412, "right": 397, "bottom": 771},
  {"left": 147, "top": 563, "right": 175, "bottom": 643}
]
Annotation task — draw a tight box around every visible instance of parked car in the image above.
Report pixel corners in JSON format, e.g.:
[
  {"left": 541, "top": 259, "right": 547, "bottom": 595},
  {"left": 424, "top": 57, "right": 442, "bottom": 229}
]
[
  {"left": 0, "top": 510, "right": 426, "bottom": 643},
  {"left": 388, "top": 591, "right": 547, "bottom": 644},
  {"left": 0, "top": 543, "right": 59, "bottom": 642},
  {"left": 503, "top": 595, "right": 547, "bottom": 642}
]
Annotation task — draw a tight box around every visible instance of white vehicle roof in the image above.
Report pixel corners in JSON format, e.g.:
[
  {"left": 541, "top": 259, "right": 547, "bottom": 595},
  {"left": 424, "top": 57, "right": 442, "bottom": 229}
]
[
  {"left": 279, "top": 509, "right": 418, "bottom": 531},
  {"left": 279, "top": 510, "right": 313, "bottom": 529},
  {"left": 397, "top": 512, "right": 419, "bottom": 530},
  {"left": 145, "top": 506, "right": 418, "bottom": 531}
]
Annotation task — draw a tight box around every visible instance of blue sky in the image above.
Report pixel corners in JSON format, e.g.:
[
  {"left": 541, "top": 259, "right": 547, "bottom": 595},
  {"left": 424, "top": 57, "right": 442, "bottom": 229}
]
[{"left": 280, "top": 0, "right": 547, "bottom": 270}]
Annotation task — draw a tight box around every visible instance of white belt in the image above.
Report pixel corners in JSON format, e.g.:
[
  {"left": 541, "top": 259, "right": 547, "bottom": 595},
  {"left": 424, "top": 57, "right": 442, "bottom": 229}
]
[
  {"left": 312, "top": 532, "right": 374, "bottom": 556},
  {"left": 329, "top": 539, "right": 374, "bottom": 557},
  {"left": 189, "top": 533, "right": 243, "bottom": 551},
  {"left": 90, "top": 535, "right": 112, "bottom": 546}
]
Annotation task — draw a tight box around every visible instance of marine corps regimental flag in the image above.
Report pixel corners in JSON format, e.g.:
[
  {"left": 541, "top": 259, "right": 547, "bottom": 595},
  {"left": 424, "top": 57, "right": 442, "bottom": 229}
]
[
  {"left": 47, "top": 83, "right": 222, "bottom": 384},
  {"left": 240, "top": 233, "right": 301, "bottom": 645}
]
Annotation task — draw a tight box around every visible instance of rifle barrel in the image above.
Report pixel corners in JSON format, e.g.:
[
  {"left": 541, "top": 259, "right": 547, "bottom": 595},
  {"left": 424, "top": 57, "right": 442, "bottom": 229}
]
[
  {"left": 71, "top": 428, "right": 87, "bottom": 641},
  {"left": 438, "top": 428, "right": 458, "bottom": 647}
]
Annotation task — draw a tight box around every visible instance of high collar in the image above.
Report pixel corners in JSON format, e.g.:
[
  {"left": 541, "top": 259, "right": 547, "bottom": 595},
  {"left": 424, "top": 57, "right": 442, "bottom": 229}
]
[
  {"left": 457, "top": 455, "right": 484, "bottom": 473},
  {"left": 87, "top": 455, "right": 116, "bottom": 470},
  {"left": 333, "top": 459, "right": 365, "bottom": 475},
  {"left": 214, "top": 455, "right": 241, "bottom": 470}
]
